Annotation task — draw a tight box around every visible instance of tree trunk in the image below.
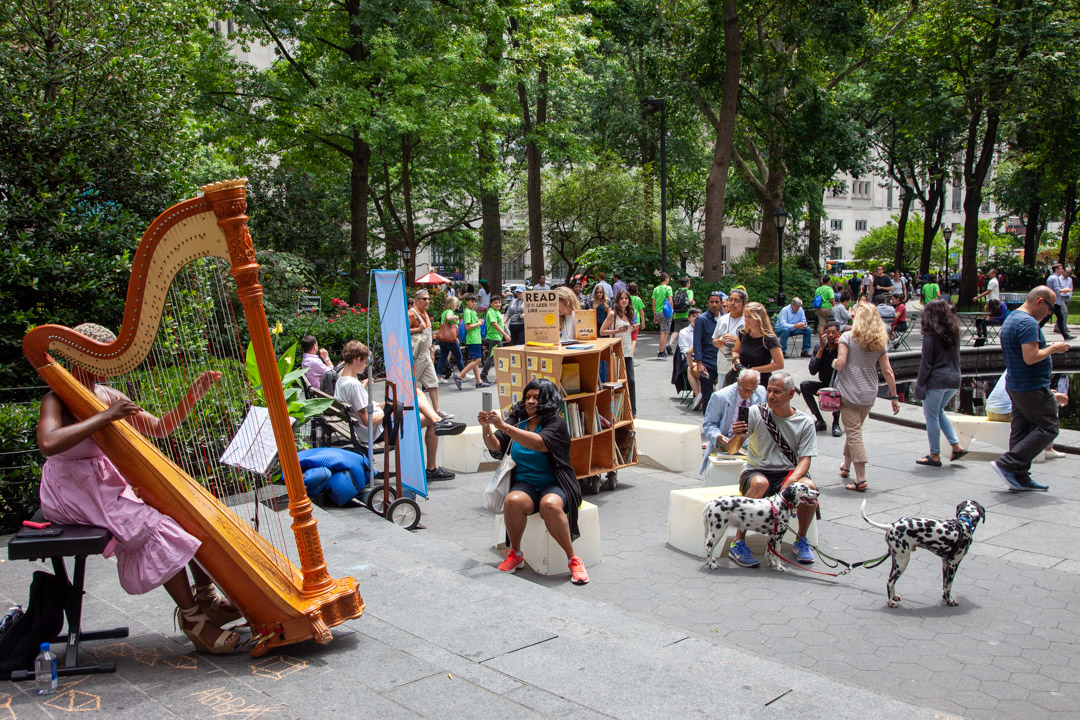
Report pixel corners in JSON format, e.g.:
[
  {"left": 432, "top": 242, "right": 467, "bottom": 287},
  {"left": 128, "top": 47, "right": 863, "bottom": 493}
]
[
  {"left": 701, "top": 0, "right": 741, "bottom": 282},
  {"left": 808, "top": 203, "right": 821, "bottom": 273},
  {"left": 1059, "top": 182, "right": 1076, "bottom": 266},
  {"left": 895, "top": 189, "right": 911, "bottom": 272},
  {"left": 959, "top": 107, "right": 1000, "bottom": 305},
  {"left": 1023, "top": 198, "right": 1041, "bottom": 267},
  {"left": 524, "top": 67, "right": 547, "bottom": 282},
  {"left": 755, "top": 165, "right": 785, "bottom": 266},
  {"left": 478, "top": 124, "right": 503, "bottom": 290},
  {"left": 919, "top": 182, "right": 943, "bottom": 273},
  {"left": 348, "top": 132, "right": 371, "bottom": 305}
]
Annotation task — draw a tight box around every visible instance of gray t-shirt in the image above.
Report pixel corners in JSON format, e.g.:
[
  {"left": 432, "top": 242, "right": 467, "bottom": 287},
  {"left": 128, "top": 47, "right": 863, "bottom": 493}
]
[
  {"left": 835, "top": 332, "right": 884, "bottom": 407},
  {"left": 745, "top": 405, "right": 818, "bottom": 472}
]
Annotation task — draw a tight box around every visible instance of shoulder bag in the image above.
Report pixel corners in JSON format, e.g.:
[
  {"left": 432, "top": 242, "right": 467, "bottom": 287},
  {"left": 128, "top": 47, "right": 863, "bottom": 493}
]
[{"left": 483, "top": 451, "right": 516, "bottom": 513}]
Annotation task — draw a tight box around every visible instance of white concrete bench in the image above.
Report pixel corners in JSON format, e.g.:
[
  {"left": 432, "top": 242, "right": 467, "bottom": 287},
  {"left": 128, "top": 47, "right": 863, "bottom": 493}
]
[
  {"left": 441, "top": 425, "right": 501, "bottom": 473},
  {"left": 706, "top": 454, "right": 746, "bottom": 486},
  {"left": 634, "top": 418, "right": 703, "bottom": 473},
  {"left": 667, "top": 485, "right": 818, "bottom": 559},
  {"left": 947, "top": 414, "right": 1045, "bottom": 463},
  {"left": 494, "top": 501, "right": 602, "bottom": 576}
]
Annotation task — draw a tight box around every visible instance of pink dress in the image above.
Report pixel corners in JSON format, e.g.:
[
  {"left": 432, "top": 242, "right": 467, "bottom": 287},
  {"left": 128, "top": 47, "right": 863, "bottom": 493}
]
[{"left": 39, "top": 436, "right": 200, "bottom": 595}]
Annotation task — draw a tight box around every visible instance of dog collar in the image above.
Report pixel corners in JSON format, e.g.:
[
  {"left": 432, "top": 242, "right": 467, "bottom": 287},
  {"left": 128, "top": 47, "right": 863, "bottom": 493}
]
[{"left": 958, "top": 516, "right": 975, "bottom": 533}]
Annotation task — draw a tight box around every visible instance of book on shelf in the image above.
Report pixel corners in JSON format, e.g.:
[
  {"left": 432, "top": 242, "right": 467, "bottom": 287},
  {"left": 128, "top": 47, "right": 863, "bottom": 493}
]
[
  {"left": 561, "top": 362, "right": 581, "bottom": 394},
  {"left": 615, "top": 430, "right": 636, "bottom": 464},
  {"left": 595, "top": 407, "right": 611, "bottom": 430}
]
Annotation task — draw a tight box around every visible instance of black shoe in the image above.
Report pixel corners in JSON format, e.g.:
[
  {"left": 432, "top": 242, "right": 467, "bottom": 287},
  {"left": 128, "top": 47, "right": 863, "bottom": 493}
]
[
  {"left": 433, "top": 420, "right": 466, "bottom": 436},
  {"left": 800, "top": 351, "right": 811, "bottom": 358},
  {"left": 658, "top": 352, "right": 666, "bottom": 359},
  {"left": 832, "top": 424, "right": 843, "bottom": 437},
  {"left": 814, "top": 419, "right": 827, "bottom": 433},
  {"left": 427, "top": 466, "right": 456, "bottom": 481},
  {"left": 1064, "top": 334, "right": 1076, "bottom": 340}
]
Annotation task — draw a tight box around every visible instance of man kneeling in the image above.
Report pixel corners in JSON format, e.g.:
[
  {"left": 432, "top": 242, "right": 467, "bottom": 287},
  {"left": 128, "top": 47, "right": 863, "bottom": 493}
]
[{"left": 727, "top": 371, "right": 818, "bottom": 567}]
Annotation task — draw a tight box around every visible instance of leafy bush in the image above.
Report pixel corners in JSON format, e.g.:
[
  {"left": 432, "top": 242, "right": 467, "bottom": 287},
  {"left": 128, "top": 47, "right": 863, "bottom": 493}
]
[
  {"left": 275, "top": 302, "right": 386, "bottom": 375},
  {"left": 0, "top": 401, "right": 42, "bottom": 533},
  {"left": 718, "top": 254, "right": 821, "bottom": 317}
]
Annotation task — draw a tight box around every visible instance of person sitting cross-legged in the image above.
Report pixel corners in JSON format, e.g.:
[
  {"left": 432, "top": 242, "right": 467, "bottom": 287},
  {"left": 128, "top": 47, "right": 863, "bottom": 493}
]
[
  {"left": 775, "top": 297, "right": 812, "bottom": 358},
  {"left": 726, "top": 372, "right": 818, "bottom": 568},
  {"left": 703, "top": 368, "right": 766, "bottom": 454}
]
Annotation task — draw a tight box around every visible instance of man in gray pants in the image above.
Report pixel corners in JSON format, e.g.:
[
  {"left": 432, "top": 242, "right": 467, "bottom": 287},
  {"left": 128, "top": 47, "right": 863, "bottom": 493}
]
[{"left": 992, "top": 287, "right": 1072, "bottom": 491}]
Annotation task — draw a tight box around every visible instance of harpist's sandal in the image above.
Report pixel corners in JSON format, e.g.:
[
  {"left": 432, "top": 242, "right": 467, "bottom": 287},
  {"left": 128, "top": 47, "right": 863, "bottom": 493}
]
[
  {"left": 192, "top": 584, "right": 243, "bottom": 626},
  {"left": 177, "top": 606, "right": 241, "bottom": 655}
]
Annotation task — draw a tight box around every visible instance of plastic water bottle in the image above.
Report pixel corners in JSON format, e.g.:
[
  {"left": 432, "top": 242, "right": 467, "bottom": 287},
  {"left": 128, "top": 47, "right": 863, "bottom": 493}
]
[{"left": 35, "top": 642, "right": 57, "bottom": 695}]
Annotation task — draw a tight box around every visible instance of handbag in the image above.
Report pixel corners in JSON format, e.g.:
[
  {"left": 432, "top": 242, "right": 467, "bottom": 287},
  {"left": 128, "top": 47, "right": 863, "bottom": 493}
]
[
  {"left": 483, "top": 451, "right": 516, "bottom": 513},
  {"left": 817, "top": 387, "right": 842, "bottom": 410},
  {"left": 662, "top": 297, "right": 674, "bottom": 319},
  {"left": 436, "top": 314, "right": 459, "bottom": 343}
]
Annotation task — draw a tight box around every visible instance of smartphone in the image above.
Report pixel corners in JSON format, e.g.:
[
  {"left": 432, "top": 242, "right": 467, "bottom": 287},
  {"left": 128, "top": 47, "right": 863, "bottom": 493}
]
[
  {"left": 482, "top": 392, "right": 493, "bottom": 413},
  {"left": 737, "top": 405, "right": 749, "bottom": 424},
  {"left": 19, "top": 528, "right": 62, "bottom": 538}
]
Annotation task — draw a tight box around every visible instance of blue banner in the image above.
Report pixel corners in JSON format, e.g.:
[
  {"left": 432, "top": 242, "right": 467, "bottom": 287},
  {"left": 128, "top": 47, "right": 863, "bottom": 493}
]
[{"left": 372, "top": 270, "right": 427, "bottom": 498}]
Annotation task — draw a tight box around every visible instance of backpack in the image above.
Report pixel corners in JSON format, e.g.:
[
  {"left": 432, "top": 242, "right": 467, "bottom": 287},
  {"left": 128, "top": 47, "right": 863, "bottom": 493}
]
[
  {"left": 812, "top": 292, "right": 824, "bottom": 309},
  {"left": 0, "top": 571, "right": 65, "bottom": 675},
  {"left": 672, "top": 288, "right": 689, "bottom": 313}
]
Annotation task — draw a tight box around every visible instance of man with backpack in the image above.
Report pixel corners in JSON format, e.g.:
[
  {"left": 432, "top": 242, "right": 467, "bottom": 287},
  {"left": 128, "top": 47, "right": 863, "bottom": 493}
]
[{"left": 669, "top": 277, "right": 695, "bottom": 354}]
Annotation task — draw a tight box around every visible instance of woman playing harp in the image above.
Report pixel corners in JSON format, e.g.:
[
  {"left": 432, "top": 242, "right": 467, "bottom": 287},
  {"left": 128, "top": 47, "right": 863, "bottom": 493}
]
[{"left": 36, "top": 322, "right": 242, "bottom": 654}]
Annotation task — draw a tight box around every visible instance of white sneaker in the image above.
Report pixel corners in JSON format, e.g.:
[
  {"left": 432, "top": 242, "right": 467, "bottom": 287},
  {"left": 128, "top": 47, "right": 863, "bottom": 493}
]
[
  {"left": 1045, "top": 447, "right": 1066, "bottom": 459},
  {"left": 691, "top": 394, "right": 702, "bottom": 411},
  {"left": 437, "top": 410, "right": 454, "bottom": 420}
]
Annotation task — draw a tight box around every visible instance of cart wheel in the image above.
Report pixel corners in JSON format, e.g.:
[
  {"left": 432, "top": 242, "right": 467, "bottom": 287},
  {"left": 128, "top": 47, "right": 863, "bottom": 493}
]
[
  {"left": 367, "top": 486, "right": 396, "bottom": 515},
  {"left": 581, "top": 475, "right": 601, "bottom": 495},
  {"left": 387, "top": 498, "right": 421, "bottom": 530},
  {"left": 603, "top": 471, "right": 618, "bottom": 492}
]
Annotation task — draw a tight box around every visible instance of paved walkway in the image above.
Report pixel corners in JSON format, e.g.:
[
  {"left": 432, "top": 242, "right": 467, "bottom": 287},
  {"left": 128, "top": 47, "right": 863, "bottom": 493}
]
[{"left": 2, "top": 329, "right": 1078, "bottom": 719}]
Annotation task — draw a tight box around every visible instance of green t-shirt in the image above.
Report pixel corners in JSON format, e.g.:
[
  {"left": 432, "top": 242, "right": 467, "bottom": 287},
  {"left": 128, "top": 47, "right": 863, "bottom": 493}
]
[
  {"left": 673, "top": 288, "right": 694, "bottom": 319},
  {"left": 652, "top": 283, "right": 673, "bottom": 313},
  {"left": 814, "top": 285, "right": 835, "bottom": 311},
  {"left": 485, "top": 308, "right": 506, "bottom": 341},
  {"left": 921, "top": 283, "right": 940, "bottom": 304},
  {"left": 463, "top": 307, "right": 482, "bottom": 345},
  {"left": 631, "top": 295, "right": 645, "bottom": 324}
]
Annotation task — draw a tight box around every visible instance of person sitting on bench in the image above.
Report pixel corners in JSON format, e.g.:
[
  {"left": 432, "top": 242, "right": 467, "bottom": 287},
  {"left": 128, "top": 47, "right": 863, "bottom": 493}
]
[
  {"left": 35, "top": 323, "right": 242, "bottom": 654},
  {"left": 973, "top": 298, "right": 1007, "bottom": 347}
]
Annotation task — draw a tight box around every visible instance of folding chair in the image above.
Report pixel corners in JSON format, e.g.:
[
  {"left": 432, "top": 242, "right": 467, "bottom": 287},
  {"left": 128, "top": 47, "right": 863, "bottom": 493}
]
[{"left": 890, "top": 326, "right": 913, "bottom": 352}]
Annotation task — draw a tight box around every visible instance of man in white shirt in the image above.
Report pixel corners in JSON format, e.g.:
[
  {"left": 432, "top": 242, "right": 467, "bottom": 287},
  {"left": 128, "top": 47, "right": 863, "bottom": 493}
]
[
  {"left": 1044, "top": 264, "right": 1074, "bottom": 339},
  {"left": 678, "top": 307, "right": 702, "bottom": 407},
  {"left": 973, "top": 268, "right": 1000, "bottom": 304}
]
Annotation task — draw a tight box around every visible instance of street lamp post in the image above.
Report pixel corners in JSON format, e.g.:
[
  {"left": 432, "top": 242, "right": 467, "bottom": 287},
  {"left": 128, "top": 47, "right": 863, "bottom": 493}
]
[
  {"left": 942, "top": 226, "right": 952, "bottom": 298},
  {"left": 773, "top": 207, "right": 788, "bottom": 308},
  {"left": 642, "top": 96, "right": 668, "bottom": 274},
  {"left": 679, "top": 249, "right": 690, "bottom": 274}
]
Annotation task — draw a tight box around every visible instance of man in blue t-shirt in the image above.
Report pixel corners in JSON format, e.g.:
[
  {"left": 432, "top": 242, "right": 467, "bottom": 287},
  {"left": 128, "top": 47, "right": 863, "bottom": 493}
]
[{"left": 992, "top": 286, "right": 1072, "bottom": 491}]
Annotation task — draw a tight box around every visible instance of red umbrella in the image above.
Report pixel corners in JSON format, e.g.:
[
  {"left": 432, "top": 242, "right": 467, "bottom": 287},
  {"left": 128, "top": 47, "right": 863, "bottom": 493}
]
[{"left": 415, "top": 271, "right": 451, "bottom": 285}]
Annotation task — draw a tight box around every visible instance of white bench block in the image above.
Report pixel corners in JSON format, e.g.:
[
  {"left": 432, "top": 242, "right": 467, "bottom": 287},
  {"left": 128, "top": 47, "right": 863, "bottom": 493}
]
[
  {"left": 634, "top": 418, "right": 702, "bottom": 472},
  {"left": 441, "top": 426, "right": 501, "bottom": 473},
  {"left": 707, "top": 455, "right": 746, "bottom": 487},
  {"left": 667, "top": 485, "right": 817, "bottom": 559},
  {"left": 947, "top": 415, "right": 1045, "bottom": 463},
  {"left": 494, "top": 501, "right": 601, "bottom": 575}
]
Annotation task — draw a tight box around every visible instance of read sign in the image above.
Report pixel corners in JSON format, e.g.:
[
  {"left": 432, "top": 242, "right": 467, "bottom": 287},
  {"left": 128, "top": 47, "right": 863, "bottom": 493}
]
[{"left": 524, "top": 290, "right": 559, "bottom": 343}]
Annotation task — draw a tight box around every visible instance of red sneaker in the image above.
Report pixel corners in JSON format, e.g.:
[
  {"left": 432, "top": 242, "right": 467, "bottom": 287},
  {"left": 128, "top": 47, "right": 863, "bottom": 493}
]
[
  {"left": 497, "top": 548, "right": 524, "bottom": 573},
  {"left": 568, "top": 556, "right": 589, "bottom": 585}
]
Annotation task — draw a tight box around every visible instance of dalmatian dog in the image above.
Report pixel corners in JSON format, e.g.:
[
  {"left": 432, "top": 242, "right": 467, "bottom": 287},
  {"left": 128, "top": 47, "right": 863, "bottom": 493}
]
[
  {"left": 861, "top": 499, "right": 986, "bottom": 608},
  {"left": 702, "top": 482, "right": 819, "bottom": 571}
]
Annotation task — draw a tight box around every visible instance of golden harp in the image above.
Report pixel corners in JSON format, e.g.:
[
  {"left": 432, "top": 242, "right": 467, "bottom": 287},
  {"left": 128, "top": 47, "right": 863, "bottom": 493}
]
[{"left": 23, "top": 179, "right": 363, "bottom": 656}]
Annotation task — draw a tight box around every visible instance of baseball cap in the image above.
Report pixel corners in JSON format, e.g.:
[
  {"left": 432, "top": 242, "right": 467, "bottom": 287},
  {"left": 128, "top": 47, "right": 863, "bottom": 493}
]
[{"left": 515, "top": 285, "right": 525, "bottom": 293}]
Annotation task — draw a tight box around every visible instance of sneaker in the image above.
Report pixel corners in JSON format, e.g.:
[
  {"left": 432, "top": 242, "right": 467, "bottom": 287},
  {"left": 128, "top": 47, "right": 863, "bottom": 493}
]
[
  {"left": 426, "top": 466, "right": 456, "bottom": 481},
  {"left": 437, "top": 410, "right": 454, "bottom": 420},
  {"left": 831, "top": 424, "right": 843, "bottom": 437},
  {"left": 728, "top": 539, "right": 759, "bottom": 568},
  {"left": 794, "top": 536, "right": 815, "bottom": 564},
  {"left": 691, "top": 394, "right": 703, "bottom": 411},
  {"left": 433, "top": 420, "right": 466, "bottom": 436},
  {"left": 498, "top": 548, "right": 524, "bottom": 573},
  {"left": 1045, "top": 447, "right": 1066, "bottom": 459},
  {"left": 475, "top": 381, "right": 492, "bottom": 388},
  {"left": 991, "top": 460, "right": 1024, "bottom": 490},
  {"left": 658, "top": 352, "right": 666, "bottom": 359},
  {"left": 1014, "top": 478, "right": 1050, "bottom": 492},
  {"left": 454, "top": 375, "right": 463, "bottom": 390},
  {"left": 568, "top": 556, "right": 589, "bottom": 584},
  {"left": 800, "top": 351, "right": 811, "bottom": 358},
  {"left": 814, "top": 419, "right": 827, "bottom": 433}
]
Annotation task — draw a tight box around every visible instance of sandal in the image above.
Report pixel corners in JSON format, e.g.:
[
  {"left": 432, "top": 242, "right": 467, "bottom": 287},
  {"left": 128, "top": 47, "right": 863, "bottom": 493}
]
[
  {"left": 176, "top": 607, "right": 241, "bottom": 654},
  {"left": 950, "top": 449, "right": 969, "bottom": 462},
  {"left": 192, "top": 584, "right": 243, "bottom": 626},
  {"left": 915, "top": 456, "right": 942, "bottom": 467},
  {"left": 844, "top": 481, "right": 867, "bottom": 492},
  {"left": 839, "top": 464, "right": 850, "bottom": 479}
]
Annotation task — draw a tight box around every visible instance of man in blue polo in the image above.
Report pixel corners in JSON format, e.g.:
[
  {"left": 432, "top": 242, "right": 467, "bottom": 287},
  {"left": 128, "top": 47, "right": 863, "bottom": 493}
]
[
  {"left": 992, "top": 286, "right": 1072, "bottom": 491},
  {"left": 693, "top": 291, "right": 725, "bottom": 413},
  {"left": 775, "top": 297, "right": 812, "bottom": 358}
]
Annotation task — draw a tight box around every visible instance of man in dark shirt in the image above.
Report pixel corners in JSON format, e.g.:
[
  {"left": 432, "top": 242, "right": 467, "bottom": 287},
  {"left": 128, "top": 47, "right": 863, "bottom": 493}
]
[
  {"left": 800, "top": 322, "right": 842, "bottom": 436},
  {"left": 992, "top": 287, "right": 1071, "bottom": 491},
  {"left": 872, "top": 265, "right": 893, "bottom": 304},
  {"left": 693, "top": 291, "right": 725, "bottom": 413},
  {"left": 847, "top": 273, "right": 861, "bottom": 301}
]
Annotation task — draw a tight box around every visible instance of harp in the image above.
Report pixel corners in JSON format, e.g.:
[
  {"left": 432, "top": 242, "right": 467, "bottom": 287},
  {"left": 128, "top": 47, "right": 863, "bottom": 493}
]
[{"left": 23, "top": 179, "right": 363, "bottom": 656}]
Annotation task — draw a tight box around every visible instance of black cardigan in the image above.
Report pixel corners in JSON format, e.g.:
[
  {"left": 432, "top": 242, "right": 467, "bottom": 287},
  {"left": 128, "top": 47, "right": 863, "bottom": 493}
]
[
  {"left": 914, "top": 331, "right": 961, "bottom": 400},
  {"left": 494, "top": 415, "right": 582, "bottom": 538}
]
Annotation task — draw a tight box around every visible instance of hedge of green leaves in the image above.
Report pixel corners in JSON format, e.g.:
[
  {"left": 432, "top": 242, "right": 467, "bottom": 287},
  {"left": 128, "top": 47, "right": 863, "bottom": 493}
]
[{"left": 0, "top": 401, "right": 42, "bottom": 533}]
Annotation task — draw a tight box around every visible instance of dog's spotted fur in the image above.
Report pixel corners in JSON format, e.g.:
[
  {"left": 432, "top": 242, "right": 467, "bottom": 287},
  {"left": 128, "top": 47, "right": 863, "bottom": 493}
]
[
  {"left": 702, "top": 482, "right": 819, "bottom": 571},
  {"left": 861, "top": 499, "right": 986, "bottom": 608}
]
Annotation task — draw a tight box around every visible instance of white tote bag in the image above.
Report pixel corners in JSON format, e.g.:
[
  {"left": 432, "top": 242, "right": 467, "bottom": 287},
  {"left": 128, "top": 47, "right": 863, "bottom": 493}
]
[{"left": 483, "top": 452, "right": 516, "bottom": 513}]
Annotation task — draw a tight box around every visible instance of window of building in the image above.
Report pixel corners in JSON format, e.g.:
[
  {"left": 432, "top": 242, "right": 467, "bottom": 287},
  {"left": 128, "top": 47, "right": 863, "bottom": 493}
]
[
  {"left": 855, "top": 219, "right": 868, "bottom": 232},
  {"left": 501, "top": 253, "right": 525, "bottom": 280},
  {"left": 887, "top": 184, "right": 893, "bottom": 209},
  {"left": 830, "top": 219, "right": 843, "bottom": 231},
  {"left": 952, "top": 185, "right": 962, "bottom": 212},
  {"left": 830, "top": 247, "right": 843, "bottom": 260},
  {"left": 431, "top": 245, "right": 464, "bottom": 275}
]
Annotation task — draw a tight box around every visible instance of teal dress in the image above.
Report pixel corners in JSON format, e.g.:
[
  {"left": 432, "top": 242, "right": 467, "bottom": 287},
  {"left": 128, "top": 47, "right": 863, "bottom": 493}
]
[{"left": 510, "top": 420, "right": 557, "bottom": 489}]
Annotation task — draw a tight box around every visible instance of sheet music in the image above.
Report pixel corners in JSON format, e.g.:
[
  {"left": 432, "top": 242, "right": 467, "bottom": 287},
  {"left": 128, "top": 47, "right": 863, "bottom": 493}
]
[{"left": 220, "top": 406, "right": 295, "bottom": 474}]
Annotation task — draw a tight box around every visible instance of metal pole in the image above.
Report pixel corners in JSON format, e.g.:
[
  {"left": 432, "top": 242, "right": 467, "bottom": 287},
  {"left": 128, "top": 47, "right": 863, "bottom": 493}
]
[
  {"left": 777, "top": 227, "right": 785, "bottom": 307},
  {"left": 659, "top": 100, "right": 668, "bottom": 274}
]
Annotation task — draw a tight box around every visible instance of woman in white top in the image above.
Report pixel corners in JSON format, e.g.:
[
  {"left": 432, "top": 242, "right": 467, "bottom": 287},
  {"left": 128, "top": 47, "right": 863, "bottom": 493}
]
[
  {"left": 831, "top": 302, "right": 900, "bottom": 491},
  {"left": 600, "top": 289, "right": 637, "bottom": 413},
  {"left": 555, "top": 286, "right": 581, "bottom": 342}
]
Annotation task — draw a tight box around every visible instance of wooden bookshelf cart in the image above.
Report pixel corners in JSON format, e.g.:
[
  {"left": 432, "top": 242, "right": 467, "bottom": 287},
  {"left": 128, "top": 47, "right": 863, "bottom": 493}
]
[{"left": 492, "top": 338, "right": 638, "bottom": 495}]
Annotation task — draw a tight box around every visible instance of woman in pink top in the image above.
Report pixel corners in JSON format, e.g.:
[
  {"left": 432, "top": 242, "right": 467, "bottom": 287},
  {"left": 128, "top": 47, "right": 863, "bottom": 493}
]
[{"left": 36, "top": 323, "right": 242, "bottom": 654}]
